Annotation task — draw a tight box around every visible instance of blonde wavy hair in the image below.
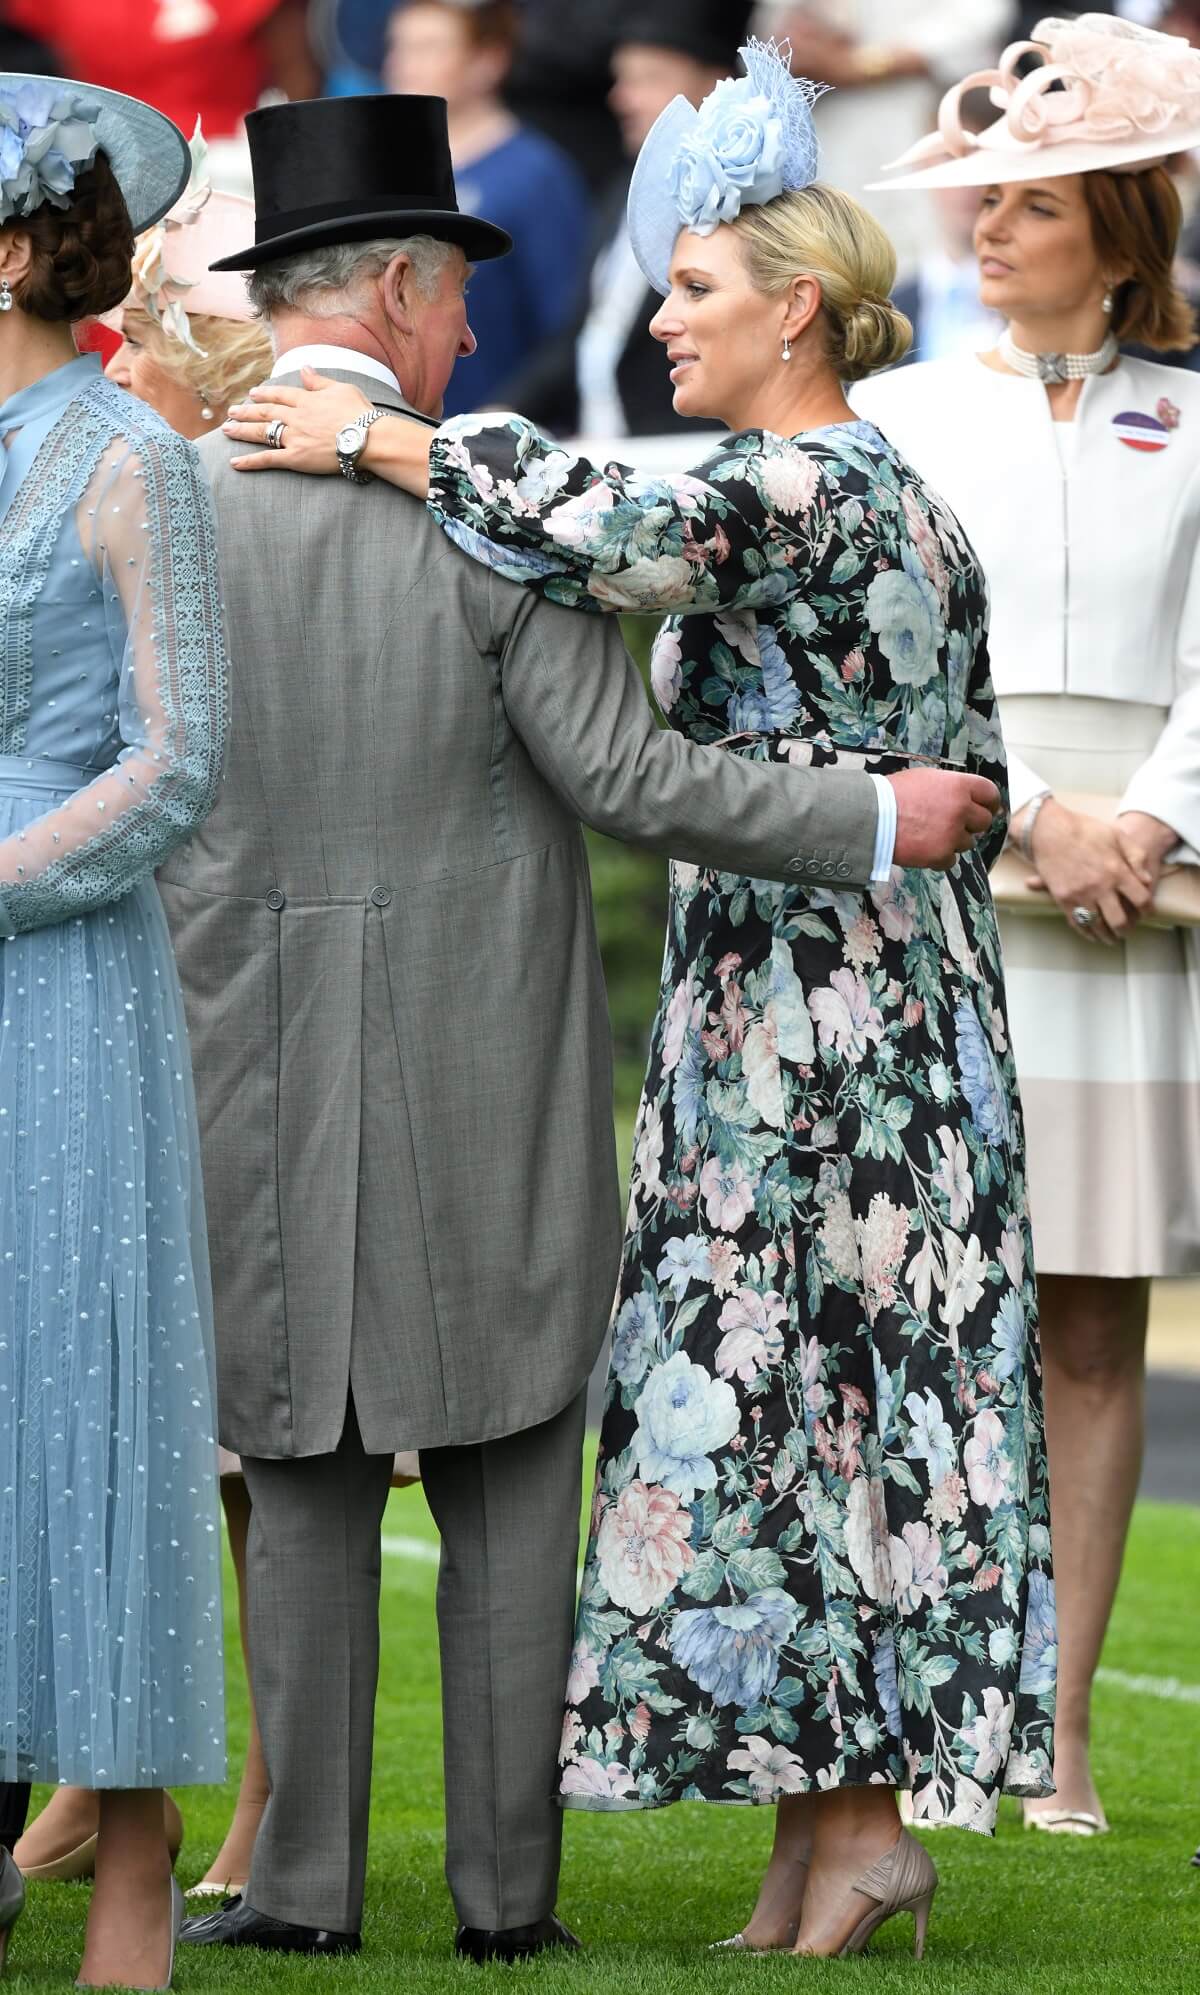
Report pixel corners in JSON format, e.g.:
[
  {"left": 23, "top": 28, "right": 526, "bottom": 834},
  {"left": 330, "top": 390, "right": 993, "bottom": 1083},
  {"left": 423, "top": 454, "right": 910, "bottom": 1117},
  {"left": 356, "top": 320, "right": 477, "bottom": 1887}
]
[
  {"left": 122, "top": 303, "right": 275, "bottom": 419},
  {"left": 731, "top": 184, "right": 912, "bottom": 382}
]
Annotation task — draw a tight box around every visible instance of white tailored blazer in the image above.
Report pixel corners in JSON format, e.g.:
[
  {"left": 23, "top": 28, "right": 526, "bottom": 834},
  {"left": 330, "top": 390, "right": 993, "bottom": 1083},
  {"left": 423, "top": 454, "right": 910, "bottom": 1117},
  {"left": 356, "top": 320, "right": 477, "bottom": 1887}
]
[{"left": 854, "top": 352, "right": 1200, "bottom": 846}]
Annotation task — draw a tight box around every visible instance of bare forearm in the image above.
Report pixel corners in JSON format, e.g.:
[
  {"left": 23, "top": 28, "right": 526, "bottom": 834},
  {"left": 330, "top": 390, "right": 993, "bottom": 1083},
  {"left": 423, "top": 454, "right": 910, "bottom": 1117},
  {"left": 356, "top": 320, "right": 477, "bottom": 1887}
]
[{"left": 362, "top": 413, "right": 434, "bottom": 497}]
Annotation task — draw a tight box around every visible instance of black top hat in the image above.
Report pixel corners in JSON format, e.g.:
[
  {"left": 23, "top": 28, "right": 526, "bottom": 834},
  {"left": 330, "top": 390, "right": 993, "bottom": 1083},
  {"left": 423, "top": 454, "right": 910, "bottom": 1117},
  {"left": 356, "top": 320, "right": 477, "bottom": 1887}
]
[
  {"left": 210, "top": 94, "right": 511, "bottom": 273},
  {"left": 615, "top": 0, "right": 755, "bottom": 71}
]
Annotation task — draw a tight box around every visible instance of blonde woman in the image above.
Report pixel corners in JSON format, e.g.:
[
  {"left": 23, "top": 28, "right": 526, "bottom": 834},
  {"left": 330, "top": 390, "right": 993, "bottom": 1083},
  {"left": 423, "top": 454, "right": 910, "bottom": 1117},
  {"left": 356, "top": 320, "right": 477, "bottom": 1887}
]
[
  {"left": 856, "top": 12, "right": 1200, "bottom": 1838},
  {"left": 103, "top": 129, "right": 273, "bottom": 441},
  {"left": 225, "top": 39, "right": 1048, "bottom": 1960}
]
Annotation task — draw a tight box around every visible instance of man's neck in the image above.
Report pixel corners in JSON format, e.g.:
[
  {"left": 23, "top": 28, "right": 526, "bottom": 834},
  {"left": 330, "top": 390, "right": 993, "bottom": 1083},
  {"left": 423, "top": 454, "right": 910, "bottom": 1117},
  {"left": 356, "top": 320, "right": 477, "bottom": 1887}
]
[{"left": 269, "top": 312, "right": 396, "bottom": 377}]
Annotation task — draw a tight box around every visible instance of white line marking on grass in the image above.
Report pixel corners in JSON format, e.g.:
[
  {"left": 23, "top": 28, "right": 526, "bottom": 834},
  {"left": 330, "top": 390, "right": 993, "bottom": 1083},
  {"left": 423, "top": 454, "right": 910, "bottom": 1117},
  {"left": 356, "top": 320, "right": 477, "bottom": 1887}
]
[
  {"left": 1096, "top": 1667, "right": 1200, "bottom": 1707},
  {"left": 381, "top": 1534, "right": 440, "bottom": 1566},
  {"left": 378, "top": 1542, "right": 1200, "bottom": 1709}
]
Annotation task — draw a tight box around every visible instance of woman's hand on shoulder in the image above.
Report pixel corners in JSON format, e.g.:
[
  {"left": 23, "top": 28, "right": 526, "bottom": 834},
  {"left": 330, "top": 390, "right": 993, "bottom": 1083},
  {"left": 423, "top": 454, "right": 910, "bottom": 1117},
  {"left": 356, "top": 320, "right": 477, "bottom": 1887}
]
[
  {"left": 1025, "top": 798, "right": 1155, "bottom": 944},
  {"left": 223, "top": 370, "right": 373, "bottom": 474}
]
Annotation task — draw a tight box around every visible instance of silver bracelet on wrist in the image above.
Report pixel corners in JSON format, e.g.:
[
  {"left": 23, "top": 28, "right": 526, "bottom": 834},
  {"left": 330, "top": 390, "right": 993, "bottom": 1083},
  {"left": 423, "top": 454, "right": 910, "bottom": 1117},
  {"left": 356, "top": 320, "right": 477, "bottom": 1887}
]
[{"left": 1018, "top": 791, "right": 1053, "bottom": 864}]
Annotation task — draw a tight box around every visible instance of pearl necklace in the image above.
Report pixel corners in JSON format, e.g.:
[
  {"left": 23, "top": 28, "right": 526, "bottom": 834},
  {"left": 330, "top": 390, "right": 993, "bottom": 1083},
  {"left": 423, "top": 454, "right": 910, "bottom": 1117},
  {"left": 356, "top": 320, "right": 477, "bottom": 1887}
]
[{"left": 998, "top": 326, "right": 1119, "bottom": 385}]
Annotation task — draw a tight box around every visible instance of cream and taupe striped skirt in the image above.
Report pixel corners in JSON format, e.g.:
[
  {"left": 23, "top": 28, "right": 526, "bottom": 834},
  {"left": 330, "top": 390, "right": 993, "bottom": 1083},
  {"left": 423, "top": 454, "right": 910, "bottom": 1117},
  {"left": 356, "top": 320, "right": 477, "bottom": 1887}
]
[{"left": 997, "top": 695, "right": 1200, "bottom": 1279}]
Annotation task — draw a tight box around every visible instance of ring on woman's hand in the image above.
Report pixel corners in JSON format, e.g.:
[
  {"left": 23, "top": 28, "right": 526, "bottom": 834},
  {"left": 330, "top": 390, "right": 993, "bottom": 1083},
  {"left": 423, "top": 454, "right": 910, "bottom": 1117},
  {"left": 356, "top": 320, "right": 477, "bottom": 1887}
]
[
  {"left": 1071, "top": 905, "right": 1095, "bottom": 928},
  {"left": 265, "top": 419, "right": 286, "bottom": 450}
]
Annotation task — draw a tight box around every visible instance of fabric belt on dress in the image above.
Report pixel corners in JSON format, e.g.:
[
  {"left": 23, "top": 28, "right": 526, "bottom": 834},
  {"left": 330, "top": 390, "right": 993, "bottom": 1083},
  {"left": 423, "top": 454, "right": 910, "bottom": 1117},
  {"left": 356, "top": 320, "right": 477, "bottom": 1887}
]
[
  {"left": 0, "top": 754, "right": 104, "bottom": 794},
  {"left": 712, "top": 732, "right": 968, "bottom": 777}
]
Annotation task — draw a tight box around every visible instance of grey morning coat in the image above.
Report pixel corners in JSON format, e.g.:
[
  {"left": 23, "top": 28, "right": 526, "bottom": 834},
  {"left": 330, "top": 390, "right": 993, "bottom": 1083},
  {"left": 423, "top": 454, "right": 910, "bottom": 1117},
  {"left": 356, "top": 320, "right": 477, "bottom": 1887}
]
[{"left": 159, "top": 366, "right": 881, "bottom": 1459}]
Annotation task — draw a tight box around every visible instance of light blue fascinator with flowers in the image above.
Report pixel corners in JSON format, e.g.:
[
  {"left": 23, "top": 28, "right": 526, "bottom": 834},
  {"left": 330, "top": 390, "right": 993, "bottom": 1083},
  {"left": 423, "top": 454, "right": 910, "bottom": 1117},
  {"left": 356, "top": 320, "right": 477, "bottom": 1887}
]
[
  {"left": 0, "top": 74, "right": 188, "bottom": 235},
  {"left": 627, "top": 38, "right": 827, "bottom": 296}
]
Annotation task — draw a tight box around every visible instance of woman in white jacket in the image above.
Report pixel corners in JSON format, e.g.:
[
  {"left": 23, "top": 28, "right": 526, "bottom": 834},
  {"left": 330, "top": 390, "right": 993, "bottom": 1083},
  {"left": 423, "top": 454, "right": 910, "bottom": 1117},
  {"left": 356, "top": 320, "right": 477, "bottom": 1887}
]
[{"left": 857, "top": 12, "right": 1200, "bottom": 1838}]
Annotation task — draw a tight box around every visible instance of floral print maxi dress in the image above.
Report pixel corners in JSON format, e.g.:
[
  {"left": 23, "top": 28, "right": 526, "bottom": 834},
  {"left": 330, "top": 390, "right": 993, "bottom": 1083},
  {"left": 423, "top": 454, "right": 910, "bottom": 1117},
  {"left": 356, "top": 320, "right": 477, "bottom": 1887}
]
[{"left": 428, "top": 414, "right": 1057, "bottom": 1833}]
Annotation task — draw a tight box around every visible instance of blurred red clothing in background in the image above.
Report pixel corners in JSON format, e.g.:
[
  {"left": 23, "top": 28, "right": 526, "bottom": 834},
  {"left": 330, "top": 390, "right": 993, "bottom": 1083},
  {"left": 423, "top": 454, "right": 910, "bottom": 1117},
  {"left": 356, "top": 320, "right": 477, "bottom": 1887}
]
[{"left": 7, "top": 0, "right": 297, "bottom": 136}]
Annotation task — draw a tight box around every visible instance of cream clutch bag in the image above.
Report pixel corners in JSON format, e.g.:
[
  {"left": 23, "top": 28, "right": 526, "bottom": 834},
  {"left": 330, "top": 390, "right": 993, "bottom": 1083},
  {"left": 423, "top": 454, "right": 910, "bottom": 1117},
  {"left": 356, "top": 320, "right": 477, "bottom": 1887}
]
[{"left": 990, "top": 792, "right": 1200, "bottom": 930}]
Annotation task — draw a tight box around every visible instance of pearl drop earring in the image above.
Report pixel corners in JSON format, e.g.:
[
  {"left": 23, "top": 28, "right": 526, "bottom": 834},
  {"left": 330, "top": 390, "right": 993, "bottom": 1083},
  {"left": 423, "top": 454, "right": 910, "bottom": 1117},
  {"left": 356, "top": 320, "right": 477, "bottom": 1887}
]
[
  {"left": 200, "top": 404, "right": 214, "bottom": 422},
  {"left": 1102, "top": 288, "right": 1114, "bottom": 315},
  {"left": 781, "top": 335, "right": 792, "bottom": 362},
  {"left": 0, "top": 279, "right": 12, "bottom": 313}
]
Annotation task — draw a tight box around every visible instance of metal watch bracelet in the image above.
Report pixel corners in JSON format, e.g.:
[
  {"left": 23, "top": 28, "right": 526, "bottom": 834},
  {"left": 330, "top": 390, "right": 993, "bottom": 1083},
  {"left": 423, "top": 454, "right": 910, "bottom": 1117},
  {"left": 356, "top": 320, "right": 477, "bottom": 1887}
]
[{"left": 338, "top": 407, "right": 385, "bottom": 483}]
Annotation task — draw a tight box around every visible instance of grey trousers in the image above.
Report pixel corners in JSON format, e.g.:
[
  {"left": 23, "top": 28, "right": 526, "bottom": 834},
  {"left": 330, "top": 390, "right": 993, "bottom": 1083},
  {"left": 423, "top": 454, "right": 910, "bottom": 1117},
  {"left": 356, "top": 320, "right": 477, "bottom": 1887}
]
[{"left": 240, "top": 1389, "right": 586, "bottom": 1934}]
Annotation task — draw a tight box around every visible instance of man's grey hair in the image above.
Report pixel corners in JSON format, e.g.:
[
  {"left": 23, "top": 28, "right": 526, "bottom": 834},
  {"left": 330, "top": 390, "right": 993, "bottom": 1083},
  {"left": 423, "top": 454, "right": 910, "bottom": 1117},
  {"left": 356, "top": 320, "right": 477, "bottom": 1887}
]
[{"left": 247, "top": 234, "right": 459, "bottom": 319}]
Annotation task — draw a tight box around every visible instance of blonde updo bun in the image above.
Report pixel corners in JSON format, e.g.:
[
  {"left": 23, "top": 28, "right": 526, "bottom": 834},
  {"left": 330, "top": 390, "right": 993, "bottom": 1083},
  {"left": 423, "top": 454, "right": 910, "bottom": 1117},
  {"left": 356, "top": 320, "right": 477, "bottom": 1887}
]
[
  {"left": 731, "top": 183, "right": 912, "bottom": 383},
  {"left": 841, "top": 295, "right": 912, "bottom": 380}
]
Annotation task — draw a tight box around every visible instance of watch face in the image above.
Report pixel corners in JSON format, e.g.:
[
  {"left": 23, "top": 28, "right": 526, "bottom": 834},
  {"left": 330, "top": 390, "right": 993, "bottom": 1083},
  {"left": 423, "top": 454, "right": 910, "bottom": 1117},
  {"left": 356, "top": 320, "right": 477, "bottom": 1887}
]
[{"left": 336, "top": 423, "right": 361, "bottom": 456}]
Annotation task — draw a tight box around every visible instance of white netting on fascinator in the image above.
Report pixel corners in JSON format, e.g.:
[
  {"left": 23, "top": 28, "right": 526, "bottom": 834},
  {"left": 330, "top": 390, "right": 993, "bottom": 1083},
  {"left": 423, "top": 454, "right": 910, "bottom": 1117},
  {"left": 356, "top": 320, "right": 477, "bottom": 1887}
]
[
  {"left": 740, "top": 37, "right": 826, "bottom": 190},
  {"left": 627, "top": 38, "right": 828, "bottom": 296}
]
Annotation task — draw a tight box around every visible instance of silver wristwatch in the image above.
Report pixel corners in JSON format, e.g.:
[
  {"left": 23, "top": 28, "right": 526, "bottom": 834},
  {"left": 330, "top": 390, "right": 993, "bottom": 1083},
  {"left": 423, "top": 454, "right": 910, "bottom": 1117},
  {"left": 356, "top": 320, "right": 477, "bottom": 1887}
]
[{"left": 335, "top": 408, "right": 385, "bottom": 484}]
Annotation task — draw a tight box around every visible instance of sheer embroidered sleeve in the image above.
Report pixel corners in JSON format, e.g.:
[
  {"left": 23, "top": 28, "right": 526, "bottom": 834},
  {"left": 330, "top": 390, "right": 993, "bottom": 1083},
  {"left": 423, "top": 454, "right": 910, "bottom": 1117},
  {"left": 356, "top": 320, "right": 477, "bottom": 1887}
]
[
  {"left": 0, "top": 427, "right": 228, "bottom": 936},
  {"left": 426, "top": 414, "right": 833, "bottom": 616}
]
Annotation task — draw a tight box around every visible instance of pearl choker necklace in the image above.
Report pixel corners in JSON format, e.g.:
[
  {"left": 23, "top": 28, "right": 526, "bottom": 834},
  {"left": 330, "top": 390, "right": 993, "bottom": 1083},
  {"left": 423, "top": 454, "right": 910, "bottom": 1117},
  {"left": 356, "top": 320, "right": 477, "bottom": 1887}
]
[{"left": 998, "top": 326, "right": 1119, "bottom": 385}]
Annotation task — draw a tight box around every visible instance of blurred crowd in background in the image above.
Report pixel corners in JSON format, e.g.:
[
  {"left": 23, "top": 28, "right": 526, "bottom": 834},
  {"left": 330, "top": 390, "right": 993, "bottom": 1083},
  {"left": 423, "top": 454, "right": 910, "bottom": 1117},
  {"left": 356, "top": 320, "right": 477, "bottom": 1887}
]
[{"left": 6, "top": 0, "right": 1200, "bottom": 426}]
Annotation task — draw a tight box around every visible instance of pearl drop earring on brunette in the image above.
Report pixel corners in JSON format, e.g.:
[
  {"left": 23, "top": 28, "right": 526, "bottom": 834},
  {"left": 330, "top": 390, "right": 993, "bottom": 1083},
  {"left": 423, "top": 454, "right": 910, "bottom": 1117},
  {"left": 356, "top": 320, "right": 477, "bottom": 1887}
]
[
  {"left": 781, "top": 335, "right": 792, "bottom": 362},
  {"left": 1102, "top": 288, "right": 1114, "bottom": 315},
  {"left": 0, "top": 279, "right": 12, "bottom": 313}
]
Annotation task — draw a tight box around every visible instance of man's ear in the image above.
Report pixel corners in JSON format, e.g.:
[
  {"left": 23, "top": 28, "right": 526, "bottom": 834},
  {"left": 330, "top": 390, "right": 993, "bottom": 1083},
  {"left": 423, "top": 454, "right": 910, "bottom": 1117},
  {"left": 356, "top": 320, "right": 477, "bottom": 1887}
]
[{"left": 380, "top": 251, "right": 419, "bottom": 336}]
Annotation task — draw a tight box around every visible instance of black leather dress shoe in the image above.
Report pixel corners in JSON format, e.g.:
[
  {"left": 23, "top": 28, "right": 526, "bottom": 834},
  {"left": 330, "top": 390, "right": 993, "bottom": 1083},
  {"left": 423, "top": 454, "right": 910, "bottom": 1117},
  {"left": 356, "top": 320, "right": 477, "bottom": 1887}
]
[
  {"left": 179, "top": 1893, "right": 361, "bottom": 1955},
  {"left": 455, "top": 1914, "right": 581, "bottom": 1963}
]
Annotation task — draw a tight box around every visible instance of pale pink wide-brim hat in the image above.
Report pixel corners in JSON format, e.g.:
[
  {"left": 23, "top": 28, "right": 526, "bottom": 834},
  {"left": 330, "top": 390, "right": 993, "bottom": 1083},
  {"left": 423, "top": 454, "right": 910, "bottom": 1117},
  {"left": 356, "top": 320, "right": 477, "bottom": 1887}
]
[
  {"left": 868, "top": 12, "right": 1200, "bottom": 194},
  {"left": 107, "top": 124, "right": 256, "bottom": 349}
]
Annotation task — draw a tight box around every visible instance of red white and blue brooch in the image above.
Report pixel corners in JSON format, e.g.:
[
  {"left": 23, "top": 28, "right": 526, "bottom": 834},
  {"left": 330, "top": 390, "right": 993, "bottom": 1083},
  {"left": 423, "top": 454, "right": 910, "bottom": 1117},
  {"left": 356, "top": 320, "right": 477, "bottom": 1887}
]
[{"left": 1112, "top": 401, "right": 1180, "bottom": 452}]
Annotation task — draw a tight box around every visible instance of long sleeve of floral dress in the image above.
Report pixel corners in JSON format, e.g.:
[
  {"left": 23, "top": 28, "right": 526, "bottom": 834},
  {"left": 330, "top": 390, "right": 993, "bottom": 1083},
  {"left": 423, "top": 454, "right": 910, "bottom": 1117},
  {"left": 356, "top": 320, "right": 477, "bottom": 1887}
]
[
  {"left": 428, "top": 415, "right": 839, "bottom": 617},
  {"left": 429, "top": 412, "right": 1009, "bottom": 862},
  {"left": 0, "top": 427, "right": 228, "bottom": 936}
]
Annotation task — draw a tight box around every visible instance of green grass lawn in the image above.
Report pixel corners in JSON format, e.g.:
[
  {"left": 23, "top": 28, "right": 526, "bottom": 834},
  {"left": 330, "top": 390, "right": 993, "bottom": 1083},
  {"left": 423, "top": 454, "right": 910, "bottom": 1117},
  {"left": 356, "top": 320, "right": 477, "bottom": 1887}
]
[{"left": 8, "top": 1488, "right": 1199, "bottom": 1993}]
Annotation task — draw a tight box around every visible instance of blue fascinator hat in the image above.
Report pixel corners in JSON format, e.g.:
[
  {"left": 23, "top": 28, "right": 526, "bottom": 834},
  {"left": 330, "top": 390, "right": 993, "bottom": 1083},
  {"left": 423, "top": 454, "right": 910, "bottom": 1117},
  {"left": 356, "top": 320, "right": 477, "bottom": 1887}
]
[
  {"left": 0, "top": 74, "right": 188, "bottom": 235},
  {"left": 627, "top": 38, "right": 827, "bottom": 296}
]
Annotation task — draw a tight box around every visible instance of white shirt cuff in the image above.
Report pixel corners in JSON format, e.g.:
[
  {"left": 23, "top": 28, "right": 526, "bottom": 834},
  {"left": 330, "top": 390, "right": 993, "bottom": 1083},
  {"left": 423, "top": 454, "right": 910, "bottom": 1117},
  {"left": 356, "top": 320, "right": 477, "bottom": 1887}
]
[{"left": 868, "top": 774, "right": 897, "bottom": 882}]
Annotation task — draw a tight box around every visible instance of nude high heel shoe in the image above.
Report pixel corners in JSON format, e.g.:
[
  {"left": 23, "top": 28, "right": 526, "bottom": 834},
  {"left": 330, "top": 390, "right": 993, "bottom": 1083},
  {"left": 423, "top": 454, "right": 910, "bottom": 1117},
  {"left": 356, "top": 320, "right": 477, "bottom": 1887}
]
[
  {"left": 75, "top": 1878, "right": 184, "bottom": 1992},
  {"left": 158, "top": 1878, "right": 185, "bottom": 1991},
  {"left": 835, "top": 1828, "right": 938, "bottom": 1960},
  {"left": 0, "top": 1851, "right": 24, "bottom": 1977},
  {"left": 711, "top": 1858, "right": 809, "bottom": 1953}
]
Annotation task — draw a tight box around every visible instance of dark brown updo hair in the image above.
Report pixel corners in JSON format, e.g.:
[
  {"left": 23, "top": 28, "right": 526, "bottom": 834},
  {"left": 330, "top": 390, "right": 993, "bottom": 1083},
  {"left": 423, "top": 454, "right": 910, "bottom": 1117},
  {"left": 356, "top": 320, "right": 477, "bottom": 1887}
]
[
  {"left": 14, "top": 150, "right": 135, "bottom": 324},
  {"left": 1083, "top": 164, "right": 1196, "bottom": 353}
]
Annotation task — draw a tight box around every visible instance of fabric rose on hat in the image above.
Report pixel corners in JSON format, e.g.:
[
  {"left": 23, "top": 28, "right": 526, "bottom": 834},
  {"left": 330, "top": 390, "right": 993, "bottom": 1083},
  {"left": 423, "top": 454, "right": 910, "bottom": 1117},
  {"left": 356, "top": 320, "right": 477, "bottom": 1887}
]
[{"left": 670, "top": 83, "right": 786, "bottom": 235}]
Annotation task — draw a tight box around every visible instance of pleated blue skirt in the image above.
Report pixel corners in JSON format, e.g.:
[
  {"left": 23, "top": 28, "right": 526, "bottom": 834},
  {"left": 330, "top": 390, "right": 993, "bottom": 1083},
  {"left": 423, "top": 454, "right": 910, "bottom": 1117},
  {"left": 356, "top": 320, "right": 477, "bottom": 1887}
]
[{"left": 0, "top": 761, "right": 226, "bottom": 1786}]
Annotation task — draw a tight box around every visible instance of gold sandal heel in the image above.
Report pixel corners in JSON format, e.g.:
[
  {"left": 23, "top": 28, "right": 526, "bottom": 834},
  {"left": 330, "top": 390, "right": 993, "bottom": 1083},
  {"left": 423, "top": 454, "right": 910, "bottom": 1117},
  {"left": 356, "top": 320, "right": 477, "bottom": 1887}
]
[
  {"left": 1023, "top": 1803, "right": 1108, "bottom": 1837},
  {"left": 837, "top": 1828, "right": 939, "bottom": 1959}
]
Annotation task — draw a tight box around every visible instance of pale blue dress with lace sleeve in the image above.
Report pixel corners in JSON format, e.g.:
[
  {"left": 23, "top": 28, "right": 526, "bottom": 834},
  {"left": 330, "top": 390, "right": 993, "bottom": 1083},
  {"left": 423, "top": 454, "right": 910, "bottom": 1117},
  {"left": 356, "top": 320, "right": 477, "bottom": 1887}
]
[{"left": 0, "top": 353, "right": 227, "bottom": 1787}]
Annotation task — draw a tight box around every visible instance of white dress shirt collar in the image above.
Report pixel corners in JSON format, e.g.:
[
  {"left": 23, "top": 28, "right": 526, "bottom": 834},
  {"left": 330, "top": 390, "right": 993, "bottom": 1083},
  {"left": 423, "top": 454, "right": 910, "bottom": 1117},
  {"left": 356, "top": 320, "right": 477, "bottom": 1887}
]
[{"left": 270, "top": 344, "right": 404, "bottom": 396}]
